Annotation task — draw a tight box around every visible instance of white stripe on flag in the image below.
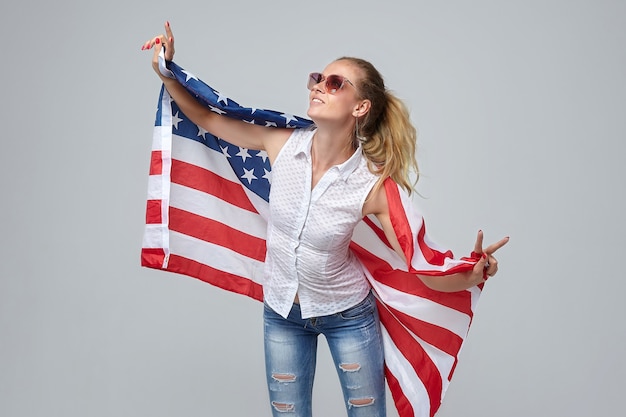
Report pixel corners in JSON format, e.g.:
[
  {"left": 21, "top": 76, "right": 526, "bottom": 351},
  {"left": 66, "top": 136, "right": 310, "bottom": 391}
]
[
  {"left": 372, "top": 280, "right": 471, "bottom": 338},
  {"left": 353, "top": 220, "right": 407, "bottom": 269},
  {"left": 169, "top": 183, "right": 267, "bottom": 240},
  {"left": 142, "top": 224, "right": 169, "bottom": 249},
  {"left": 170, "top": 231, "right": 265, "bottom": 283},
  {"left": 172, "top": 134, "right": 242, "bottom": 183},
  {"left": 381, "top": 324, "right": 431, "bottom": 417},
  {"left": 170, "top": 133, "right": 271, "bottom": 219},
  {"left": 146, "top": 175, "right": 168, "bottom": 200}
]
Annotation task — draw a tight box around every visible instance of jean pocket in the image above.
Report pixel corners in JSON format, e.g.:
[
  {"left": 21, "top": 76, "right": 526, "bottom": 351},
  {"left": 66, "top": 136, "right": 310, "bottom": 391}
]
[{"left": 338, "top": 294, "right": 375, "bottom": 320}]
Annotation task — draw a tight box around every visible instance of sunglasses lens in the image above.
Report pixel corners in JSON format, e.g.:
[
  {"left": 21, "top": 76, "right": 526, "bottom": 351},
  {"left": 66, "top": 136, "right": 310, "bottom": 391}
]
[
  {"left": 307, "top": 72, "right": 349, "bottom": 93},
  {"left": 325, "top": 75, "right": 344, "bottom": 93},
  {"left": 308, "top": 72, "right": 323, "bottom": 90}
]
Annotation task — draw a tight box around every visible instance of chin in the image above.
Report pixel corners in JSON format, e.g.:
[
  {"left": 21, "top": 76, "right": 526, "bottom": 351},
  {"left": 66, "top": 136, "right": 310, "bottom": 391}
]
[
  {"left": 307, "top": 102, "right": 328, "bottom": 119},
  {"left": 306, "top": 106, "right": 319, "bottom": 121}
]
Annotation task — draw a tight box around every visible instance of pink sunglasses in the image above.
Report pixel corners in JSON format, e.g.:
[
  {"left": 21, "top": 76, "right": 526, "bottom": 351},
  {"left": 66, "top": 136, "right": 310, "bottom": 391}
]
[{"left": 307, "top": 72, "right": 355, "bottom": 94}]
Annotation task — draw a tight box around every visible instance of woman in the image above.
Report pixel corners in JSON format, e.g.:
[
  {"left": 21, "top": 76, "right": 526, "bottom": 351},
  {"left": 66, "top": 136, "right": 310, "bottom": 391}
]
[{"left": 142, "top": 22, "right": 508, "bottom": 417}]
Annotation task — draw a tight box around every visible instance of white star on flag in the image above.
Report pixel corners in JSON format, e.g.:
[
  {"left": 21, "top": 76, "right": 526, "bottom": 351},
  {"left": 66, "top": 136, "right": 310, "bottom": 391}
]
[
  {"left": 256, "top": 150, "right": 269, "bottom": 163},
  {"left": 209, "top": 105, "right": 227, "bottom": 115},
  {"left": 182, "top": 69, "right": 198, "bottom": 82},
  {"left": 263, "top": 168, "right": 272, "bottom": 183},
  {"left": 197, "top": 126, "right": 209, "bottom": 139},
  {"left": 172, "top": 111, "right": 183, "bottom": 130},
  {"left": 281, "top": 113, "right": 297, "bottom": 124},
  {"left": 240, "top": 167, "right": 257, "bottom": 184},
  {"left": 214, "top": 91, "right": 229, "bottom": 105},
  {"left": 236, "top": 147, "right": 252, "bottom": 162}
]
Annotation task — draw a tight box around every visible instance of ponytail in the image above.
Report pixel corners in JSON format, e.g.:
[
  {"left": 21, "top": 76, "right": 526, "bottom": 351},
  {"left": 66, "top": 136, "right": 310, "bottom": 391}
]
[
  {"left": 337, "top": 57, "right": 419, "bottom": 195},
  {"left": 361, "top": 91, "right": 418, "bottom": 194}
]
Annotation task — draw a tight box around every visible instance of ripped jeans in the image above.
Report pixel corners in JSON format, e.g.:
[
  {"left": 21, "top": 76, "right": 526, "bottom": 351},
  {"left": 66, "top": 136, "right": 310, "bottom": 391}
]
[{"left": 263, "top": 292, "right": 386, "bottom": 417}]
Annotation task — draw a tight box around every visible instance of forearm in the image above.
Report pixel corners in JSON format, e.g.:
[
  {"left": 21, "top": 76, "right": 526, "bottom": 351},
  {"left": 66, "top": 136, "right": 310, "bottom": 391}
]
[
  {"left": 143, "top": 24, "right": 289, "bottom": 156},
  {"left": 418, "top": 271, "right": 484, "bottom": 293},
  {"left": 158, "top": 74, "right": 217, "bottom": 129},
  {"left": 154, "top": 69, "right": 286, "bottom": 153}
]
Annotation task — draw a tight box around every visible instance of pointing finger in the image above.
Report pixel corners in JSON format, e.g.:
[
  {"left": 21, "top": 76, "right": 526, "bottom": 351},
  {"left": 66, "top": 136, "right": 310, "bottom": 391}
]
[
  {"left": 165, "top": 20, "right": 174, "bottom": 39},
  {"left": 484, "top": 236, "right": 510, "bottom": 255},
  {"left": 163, "top": 22, "right": 175, "bottom": 59},
  {"left": 473, "top": 230, "right": 484, "bottom": 255},
  {"left": 140, "top": 39, "right": 152, "bottom": 50}
]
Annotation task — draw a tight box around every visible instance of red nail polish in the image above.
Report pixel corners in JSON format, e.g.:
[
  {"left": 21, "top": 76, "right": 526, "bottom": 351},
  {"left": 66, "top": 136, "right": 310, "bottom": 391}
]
[
  {"left": 155, "top": 38, "right": 160, "bottom": 44},
  {"left": 166, "top": 21, "right": 170, "bottom": 27}
]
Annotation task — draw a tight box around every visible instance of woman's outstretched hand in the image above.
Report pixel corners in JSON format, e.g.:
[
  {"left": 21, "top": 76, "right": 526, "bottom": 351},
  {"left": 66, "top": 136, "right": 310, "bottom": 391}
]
[
  {"left": 471, "top": 230, "right": 509, "bottom": 282},
  {"left": 140, "top": 21, "right": 176, "bottom": 76}
]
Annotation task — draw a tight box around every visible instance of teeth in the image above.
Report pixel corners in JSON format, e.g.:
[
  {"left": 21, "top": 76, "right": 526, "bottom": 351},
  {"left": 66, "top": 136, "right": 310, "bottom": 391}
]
[{"left": 312, "top": 98, "right": 323, "bottom": 103}]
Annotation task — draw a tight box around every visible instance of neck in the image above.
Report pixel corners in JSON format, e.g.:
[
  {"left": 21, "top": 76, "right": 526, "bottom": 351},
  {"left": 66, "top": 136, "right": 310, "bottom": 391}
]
[{"left": 311, "top": 125, "right": 357, "bottom": 169}]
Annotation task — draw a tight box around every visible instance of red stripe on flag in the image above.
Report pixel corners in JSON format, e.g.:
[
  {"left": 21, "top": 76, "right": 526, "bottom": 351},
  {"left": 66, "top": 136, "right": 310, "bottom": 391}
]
[
  {"left": 141, "top": 248, "right": 166, "bottom": 268},
  {"left": 169, "top": 207, "right": 266, "bottom": 262},
  {"left": 378, "top": 303, "right": 443, "bottom": 417},
  {"left": 171, "top": 159, "right": 258, "bottom": 213},
  {"left": 362, "top": 216, "right": 392, "bottom": 247},
  {"left": 385, "top": 364, "right": 414, "bottom": 417},
  {"left": 410, "top": 262, "right": 473, "bottom": 277},
  {"left": 351, "top": 244, "right": 474, "bottom": 317},
  {"left": 385, "top": 304, "right": 463, "bottom": 358},
  {"left": 384, "top": 179, "right": 415, "bottom": 264},
  {"left": 166, "top": 254, "right": 263, "bottom": 301},
  {"left": 383, "top": 179, "right": 463, "bottom": 269},
  {"left": 448, "top": 357, "right": 459, "bottom": 382},
  {"left": 145, "top": 199, "right": 162, "bottom": 224},
  {"left": 150, "top": 150, "right": 163, "bottom": 175},
  {"left": 416, "top": 224, "right": 454, "bottom": 267}
]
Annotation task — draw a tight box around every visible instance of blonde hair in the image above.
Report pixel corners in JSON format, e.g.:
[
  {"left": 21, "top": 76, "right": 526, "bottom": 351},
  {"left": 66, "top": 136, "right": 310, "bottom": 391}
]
[{"left": 338, "top": 57, "right": 419, "bottom": 194}]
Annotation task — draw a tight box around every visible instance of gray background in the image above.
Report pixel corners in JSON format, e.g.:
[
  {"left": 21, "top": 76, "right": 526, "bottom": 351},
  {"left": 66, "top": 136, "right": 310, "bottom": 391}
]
[{"left": 1, "top": 1, "right": 624, "bottom": 416}]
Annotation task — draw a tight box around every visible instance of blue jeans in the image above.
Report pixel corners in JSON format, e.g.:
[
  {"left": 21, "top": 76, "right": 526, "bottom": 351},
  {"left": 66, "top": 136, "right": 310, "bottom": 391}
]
[{"left": 263, "top": 292, "right": 386, "bottom": 417}]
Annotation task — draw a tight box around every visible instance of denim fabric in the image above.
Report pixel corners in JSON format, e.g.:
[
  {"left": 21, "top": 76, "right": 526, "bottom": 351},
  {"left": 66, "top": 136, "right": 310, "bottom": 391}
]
[{"left": 263, "top": 292, "right": 386, "bottom": 417}]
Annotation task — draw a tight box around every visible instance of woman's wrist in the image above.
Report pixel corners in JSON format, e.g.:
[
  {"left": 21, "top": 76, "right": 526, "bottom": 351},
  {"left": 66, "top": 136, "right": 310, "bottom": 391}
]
[{"left": 157, "top": 49, "right": 175, "bottom": 79}]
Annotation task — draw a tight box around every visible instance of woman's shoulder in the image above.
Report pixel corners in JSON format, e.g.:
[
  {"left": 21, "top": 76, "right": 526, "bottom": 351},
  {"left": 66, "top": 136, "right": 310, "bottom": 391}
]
[
  {"left": 290, "top": 125, "right": 316, "bottom": 140},
  {"left": 273, "top": 125, "right": 317, "bottom": 165}
]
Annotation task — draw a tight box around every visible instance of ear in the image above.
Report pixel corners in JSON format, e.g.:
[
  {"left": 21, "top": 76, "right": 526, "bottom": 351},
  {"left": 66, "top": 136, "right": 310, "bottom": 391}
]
[{"left": 353, "top": 99, "right": 371, "bottom": 118}]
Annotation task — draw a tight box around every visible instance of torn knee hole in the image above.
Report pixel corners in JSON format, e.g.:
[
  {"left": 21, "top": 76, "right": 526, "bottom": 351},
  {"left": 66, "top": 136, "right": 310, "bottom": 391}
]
[
  {"left": 272, "top": 373, "right": 296, "bottom": 382},
  {"left": 271, "top": 401, "right": 295, "bottom": 412},
  {"left": 349, "top": 397, "right": 375, "bottom": 407},
  {"left": 339, "top": 363, "right": 361, "bottom": 372}
]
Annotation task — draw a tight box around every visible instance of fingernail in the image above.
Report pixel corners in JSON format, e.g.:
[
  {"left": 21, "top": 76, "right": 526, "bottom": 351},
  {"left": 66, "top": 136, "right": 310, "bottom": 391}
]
[
  {"left": 482, "top": 254, "right": 487, "bottom": 259},
  {"left": 166, "top": 21, "right": 170, "bottom": 27},
  {"left": 155, "top": 38, "right": 160, "bottom": 44},
  {"left": 169, "top": 36, "right": 173, "bottom": 43}
]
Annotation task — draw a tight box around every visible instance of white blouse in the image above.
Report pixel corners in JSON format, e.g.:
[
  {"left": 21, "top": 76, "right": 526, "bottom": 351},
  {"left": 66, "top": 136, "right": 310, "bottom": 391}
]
[{"left": 263, "top": 127, "right": 379, "bottom": 319}]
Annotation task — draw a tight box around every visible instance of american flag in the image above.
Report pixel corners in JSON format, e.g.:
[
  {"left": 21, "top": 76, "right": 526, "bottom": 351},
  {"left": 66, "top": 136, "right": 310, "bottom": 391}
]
[{"left": 142, "top": 59, "right": 483, "bottom": 417}]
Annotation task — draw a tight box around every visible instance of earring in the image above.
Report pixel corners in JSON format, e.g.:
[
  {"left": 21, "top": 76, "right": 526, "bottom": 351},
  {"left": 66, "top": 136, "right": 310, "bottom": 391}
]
[{"left": 355, "top": 116, "right": 367, "bottom": 143}]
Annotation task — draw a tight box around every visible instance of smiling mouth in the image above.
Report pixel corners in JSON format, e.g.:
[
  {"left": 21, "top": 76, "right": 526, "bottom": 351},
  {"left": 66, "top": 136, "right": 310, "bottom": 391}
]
[{"left": 312, "top": 98, "right": 324, "bottom": 104}]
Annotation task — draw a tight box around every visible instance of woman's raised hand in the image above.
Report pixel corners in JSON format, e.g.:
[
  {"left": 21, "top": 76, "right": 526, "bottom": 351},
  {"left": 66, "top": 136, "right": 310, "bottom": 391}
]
[
  {"left": 471, "top": 230, "right": 509, "bottom": 281},
  {"left": 141, "top": 21, "right": 176, "bottom": 75}
]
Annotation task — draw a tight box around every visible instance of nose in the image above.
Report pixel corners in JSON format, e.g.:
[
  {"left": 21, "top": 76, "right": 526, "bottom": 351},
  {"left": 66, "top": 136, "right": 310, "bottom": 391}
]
[
  {"left": 308, "top": 74, "right": 326, "bottom": 92},
  {"left": 314, "top": 83, "right": 325, "bottom": 93}
]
